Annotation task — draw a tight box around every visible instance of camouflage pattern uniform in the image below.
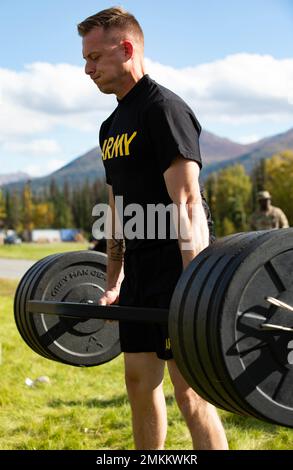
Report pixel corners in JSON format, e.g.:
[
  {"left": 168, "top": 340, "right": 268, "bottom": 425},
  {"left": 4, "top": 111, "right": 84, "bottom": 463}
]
[{"left": 250, "top": 206, "right": 289, "bottom": 230}]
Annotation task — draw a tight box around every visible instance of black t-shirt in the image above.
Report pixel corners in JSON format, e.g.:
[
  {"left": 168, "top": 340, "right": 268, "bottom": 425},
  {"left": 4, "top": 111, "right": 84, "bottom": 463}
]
[{"left": 99, "top": 74, "right": 210, "bottom": 251}]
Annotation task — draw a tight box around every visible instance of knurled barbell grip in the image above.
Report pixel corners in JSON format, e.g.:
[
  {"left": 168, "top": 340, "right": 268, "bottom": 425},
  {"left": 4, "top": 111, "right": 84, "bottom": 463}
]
[{"left": 27, "top": 300, "right": 169, "bottom": 324}]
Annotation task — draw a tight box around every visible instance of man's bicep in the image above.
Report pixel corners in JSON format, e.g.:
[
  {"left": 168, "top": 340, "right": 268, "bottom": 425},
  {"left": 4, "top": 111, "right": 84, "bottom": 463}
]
[
  {"left": 280, "top": 211, "right": 289, "bottom": 228},
  {"left": 163, "top": 155, "right": 202, "bottom": 204}
]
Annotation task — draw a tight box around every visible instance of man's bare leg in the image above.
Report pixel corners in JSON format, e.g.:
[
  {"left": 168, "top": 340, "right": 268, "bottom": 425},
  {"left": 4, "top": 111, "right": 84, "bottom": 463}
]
[
  {"left": 124, "top": 352, "right": 166, "bottom": 450},
  {"left": 167, "top": 359, "right": 229, "bottom": 450}
]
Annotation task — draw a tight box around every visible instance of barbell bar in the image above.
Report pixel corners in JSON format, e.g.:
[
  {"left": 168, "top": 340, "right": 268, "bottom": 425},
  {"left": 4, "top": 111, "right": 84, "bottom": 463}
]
[
  {"left": 27, "top": 298, "right": 292, "bottom": 330},
  {"left": 27, "top": 301, "right": 169, "bottom": 324}
]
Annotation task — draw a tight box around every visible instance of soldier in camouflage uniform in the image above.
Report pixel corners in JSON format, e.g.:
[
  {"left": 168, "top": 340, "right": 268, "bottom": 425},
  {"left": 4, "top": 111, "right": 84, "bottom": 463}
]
[{"left": 250, "top": 190, "right": 289, "bottom": 230}]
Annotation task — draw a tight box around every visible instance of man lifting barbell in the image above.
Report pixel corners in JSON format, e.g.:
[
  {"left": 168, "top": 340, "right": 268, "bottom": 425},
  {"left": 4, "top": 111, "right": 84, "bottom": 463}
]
[
  {"left": 15, "top": 5, "right": 293, "bottom": 447},
  {"left": 18, "top": 228, "right": 293, "bottom": 430},
  {"left": 77, "top": 6, "right": 228, "bottom": 450}
]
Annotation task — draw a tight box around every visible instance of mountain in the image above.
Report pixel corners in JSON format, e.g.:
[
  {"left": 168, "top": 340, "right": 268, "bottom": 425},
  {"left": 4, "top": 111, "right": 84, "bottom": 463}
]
[
  {"left": 2, "top": 127, "right": 293, "bottom": 193},
  {"left": 0, "top": 172, "right": 30, "bottom": 187},
  {"left": 2, "top": 148, "right": 105, "bottom": 194},
  {"left": 38, "top": 147, "right": 105, "bottom": 186},
  {"left": 201, "top": 127, "right": 293, "bottom": 178},
  {"left": 200, "top": 130, "right": 258, "bottom": 164}
]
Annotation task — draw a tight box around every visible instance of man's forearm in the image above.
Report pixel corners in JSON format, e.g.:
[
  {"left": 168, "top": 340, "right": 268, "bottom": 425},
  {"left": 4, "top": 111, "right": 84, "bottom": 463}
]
[
  {"left": 106, "top": 237, "right": 125, "bottom": 290},
  {"left": 178, "top": 201, "right": 209, "bottom": 270}
]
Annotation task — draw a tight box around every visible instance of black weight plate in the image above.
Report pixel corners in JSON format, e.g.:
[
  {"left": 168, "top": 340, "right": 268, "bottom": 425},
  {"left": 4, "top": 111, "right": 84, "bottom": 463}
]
[
  {"left": 220, "top": 228, "right": 293, "bottom": 427},
  {"left": 168, "top": 233, "right": 244, "bottom": 405},
  {"left": 24, "top": 251, "right": 121, "bottom": 367},
  {"left": 20, "top": 254, "right": 67, "bottom": 358},
  {"left": 179, "top": 233, "right": 256, "bottom": 414},
  {"left": 14, "top": 261, "right": 40, "bottom": 348},
  {"left": 17, "top": 254, "right": 65, "bottom": 359},
  {"left": 175, "top": 233, "right": 263, "bottom": 414},
  {"left": 205, "top": 231, "right": 279, "bottom": 418},
  {"left": 169, "top": 233, "right": 246, "bottom": 410},
  {"left": 169, "top": 234, "right": 240, "bottom": 409},
  {"left": 23, "top": 251, "right": 118, "bottom": 365},
  {"left": 14, "top": 254, "right": 63, "bottom": 359},
  {"left": 193, "top": 232, "right": 265, "bottom": 413},
  {"left": 197, "top": 231, "right": 273, "bottom": 418},
  {"left": 15, "top": 254, "right": 63, "bottom": 357},
  {"left": 21, "top": 251, "right": 108, "bottom": 364}
]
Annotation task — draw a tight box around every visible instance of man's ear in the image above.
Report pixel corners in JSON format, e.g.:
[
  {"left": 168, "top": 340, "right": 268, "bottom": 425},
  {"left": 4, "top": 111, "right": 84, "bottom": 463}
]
[{"left": 122, "top": 40, "right": 134, "bottom": 60}]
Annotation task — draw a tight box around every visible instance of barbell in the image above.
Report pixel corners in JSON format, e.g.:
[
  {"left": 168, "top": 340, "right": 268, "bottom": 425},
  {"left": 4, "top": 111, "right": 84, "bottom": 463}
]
[{"left": 14, "top": 229, "right": 293, "bottom": 428}]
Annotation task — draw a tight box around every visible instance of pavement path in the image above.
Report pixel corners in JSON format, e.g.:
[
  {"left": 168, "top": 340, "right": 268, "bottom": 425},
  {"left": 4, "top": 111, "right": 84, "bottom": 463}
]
[{"left": 0, "top": 258, "right": 34, "bottom": 279}]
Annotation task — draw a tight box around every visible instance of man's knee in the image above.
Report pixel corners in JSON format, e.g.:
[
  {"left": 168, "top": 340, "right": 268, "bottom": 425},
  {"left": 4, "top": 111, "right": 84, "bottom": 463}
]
[
  {"left": 124, "top": 353, "right": 165, "bottom": 394},
  {"left": 174, "top": 385, "right": 209, "bottom": 414},
  {"left": 125, "top": 367, "right": 146, "bottom": 391}
]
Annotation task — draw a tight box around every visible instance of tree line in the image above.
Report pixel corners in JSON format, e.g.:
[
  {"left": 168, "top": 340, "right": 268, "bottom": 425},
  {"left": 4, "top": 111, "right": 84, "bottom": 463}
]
[
  {"left": 205, "top": 150, "right": 293, "bottom": 236},
  {"left": 0, "top": 150, "right": 292, "bottom": 238},
  {"left": 0, "top": 179, "right": 107, "bottom": 237}
]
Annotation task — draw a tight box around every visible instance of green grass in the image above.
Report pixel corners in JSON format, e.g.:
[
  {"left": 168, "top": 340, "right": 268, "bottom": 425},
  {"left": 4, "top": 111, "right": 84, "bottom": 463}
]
[
  {"left": 1, "top": 279, "right": 293, "bottom": 450},
  {"left": 0, "top": 242, "right": 88, "bottom": 261}
]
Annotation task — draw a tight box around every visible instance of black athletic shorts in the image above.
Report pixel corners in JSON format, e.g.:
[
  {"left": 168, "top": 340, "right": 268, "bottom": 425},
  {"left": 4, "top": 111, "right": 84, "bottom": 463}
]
[{"left": 118, "top": 242, "right": 183, "bottom": 360}]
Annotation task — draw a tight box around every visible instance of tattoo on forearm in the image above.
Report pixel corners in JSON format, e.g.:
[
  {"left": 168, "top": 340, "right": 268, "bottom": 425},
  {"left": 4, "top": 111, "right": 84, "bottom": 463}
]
[{"left": 108, "top": 237, "right": 124, "bottom": 262}]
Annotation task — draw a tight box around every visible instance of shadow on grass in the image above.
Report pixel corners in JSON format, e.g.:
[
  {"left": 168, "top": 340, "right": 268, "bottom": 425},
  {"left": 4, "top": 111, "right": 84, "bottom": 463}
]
[
  {"left": 48, "top": 395, "right": 129, "bottom": 409},
  {"left": 48, "top": 394, "right": 176, "bottom": 409},
  {"left": 222, "top": 410, "right": 282, "bottom": 434}
]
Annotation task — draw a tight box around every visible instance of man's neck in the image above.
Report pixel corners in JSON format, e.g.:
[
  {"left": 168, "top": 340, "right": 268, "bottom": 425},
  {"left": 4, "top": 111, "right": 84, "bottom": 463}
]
[{"left": 116, "top": 68, "right": 146, "bottom": 100}]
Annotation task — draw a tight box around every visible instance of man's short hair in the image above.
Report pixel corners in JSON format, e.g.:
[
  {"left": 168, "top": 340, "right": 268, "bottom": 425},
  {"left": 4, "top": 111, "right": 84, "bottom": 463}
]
[{"left": 77, "top": 6, "right": 144, "bottom": 44}]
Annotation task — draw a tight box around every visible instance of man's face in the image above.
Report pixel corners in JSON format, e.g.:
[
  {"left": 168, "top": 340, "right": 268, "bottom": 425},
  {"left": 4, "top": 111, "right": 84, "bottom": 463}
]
[
  {"left": 259, "top": 198, "right": 271, "bottom": 210},
  {"left": 82, "top": 27, "right": 126, "bottom": 95}
]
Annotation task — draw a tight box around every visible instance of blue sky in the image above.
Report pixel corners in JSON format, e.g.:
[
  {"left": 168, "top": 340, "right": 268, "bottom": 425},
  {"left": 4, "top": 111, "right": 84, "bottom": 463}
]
[{"left": 0, "top": 0, "right": 292, "bottom": 176}]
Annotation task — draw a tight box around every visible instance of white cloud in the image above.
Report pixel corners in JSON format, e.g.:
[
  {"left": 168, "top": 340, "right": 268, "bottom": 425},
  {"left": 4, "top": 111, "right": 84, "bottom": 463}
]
[
  {"left": 0, "top": 101, "right": 55, "bottom": 140},
  {"left": 24, "top": 158, "right": 66, "bottom": 177},
  {"left": 237, "top": 135, "right": 260, "bottom": 144},
  {"left": 145, "top": 54, "right": 293, "bottom": 123},
  {"left": 1, "top": 62, "right": 114, "bottom": 114},
  {"left": 23, "top": 164, "right": 45, "bottom": 177},
  {"left": 47, "top": 159, "right": 66, "bottom": 172},
  {"left": 2, "top": 139, "right": 61, "bottom": 155},
  {"left": 0, "top": 53, "right": 292, "bottom": 145},
  {"left": 0, "top": 63, "right": 115, "bottom": 141}
]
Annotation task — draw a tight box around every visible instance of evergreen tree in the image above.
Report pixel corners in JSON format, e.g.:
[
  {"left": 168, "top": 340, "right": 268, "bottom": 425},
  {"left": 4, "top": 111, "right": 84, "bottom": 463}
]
[
  {"left": 22, "top": 183, "right": 34, "bottom": 239},
  {"left": 81, "top": 180, "right": 92, "bottom": 233},
  {"left": 71, "top": 187, "right": 83, "bottom": 229},
  {"left": 11, "top": 191, "right": 22, "bottom": 232},
  {"left": 49, "top": 179, "right": 58, "bottom": 200},
  {"left": 0, "top": 189, "right": 6, "bottom": 228},
  {"left": 52, "top": 186, "right": 73, "bottom": 228}
]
